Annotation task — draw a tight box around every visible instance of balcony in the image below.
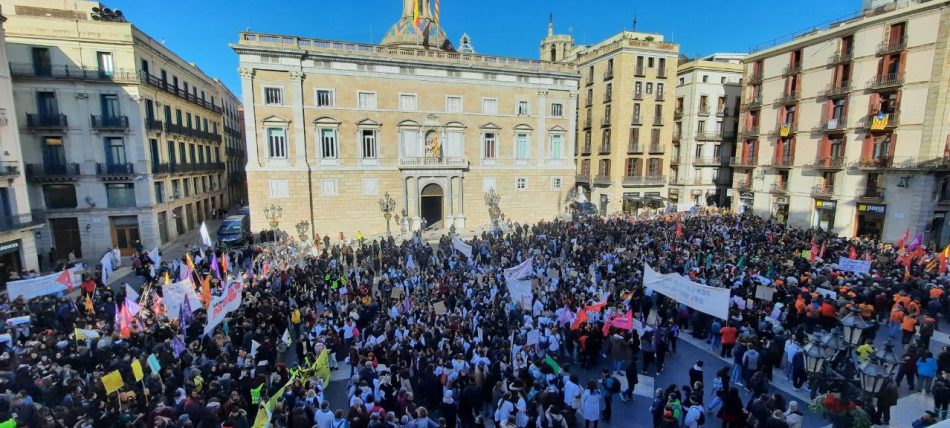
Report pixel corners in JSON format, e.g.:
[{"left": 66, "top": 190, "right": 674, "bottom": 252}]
[
  {"left": 152, "top": 162, "right": 171, "bottom": 174},
  {"left": 656, "top": 93, "right": 665, "bottom": 101},
  {"left": 622, "top": 175, "right": 665, "bottom": 187},
  {"left": 581, "top": 144, "right": 592, "bottom": 155},
  {"left": 604, "top": 92, "right": 613, "bottom": 103},
  {"left": 96, "top": 163, "right": 135, "bottom": 178},
  {"left": 730, "top": 156, "right": 758, "bottom": 168},
  {"left": 603, "top": 69, "right": 614, "bottom": 81},
  {"left": 634, "top": 93, "right": 644, "bottom": 101},
  {"left": 669, "top": 177, "right": 711, "bottom": 186},
  {"left": 575, "top": 173, "right": 591, "bottom": 184},
  {"left": 635, "top": 67, "right": 645, "bottom": 77},
  {"left": 627, "top": 142, "right": 642, "bottom": 154},
  {"left": 811, "top": 185, "right": 835, "bottom": 199},
  {"left": 766, "top": 155, "right": 795, "bottom": 169},
  {"left": 818, "top": 83, "right": 851, "bottom": 98},
  {"left": 863, "top": 112, "right": 899, "bottom": 131},
  {"left": 803, "top": 156, "right": 845, "bottom": 170},
  {"left": 782, "top": 63, "right": 803, "bottom": 76},
  {"left": 877, "top": 38, "right": 907, "bottom": 56},
  {"left": 867, "top": 73, "right": 904, "bottom": 90},
  {"left": 649, "top": 143, "right": 664, "bottom": 154},
  {"left": 652, "top": 115, "right": 663, "bottom": 126},
  {"left": 742, "top": 97, "right": 762, "bottom": 110},
  {"left": 631, "top": 115, "right": 642, "bottom": 126},
  {"left": 9, "top": 63, "right": 137, "bottom": 82},
  {"left": 0, "top": 213, "right": 44, "bottom": 234},
  {"left": 0, "top": 161, "right": 20, "bottom": 179},
  {"left": 139, "top": 71, "right": 223, "bottom": 113},
  {"left": 770, "top": 183, "right": 789, "bottom": 194},
  {"left": 583, "top": 118, "right": 592, "bottom": 130},
  {"left": 774, "top": 91, "right": 800, "bottom": 106},
  {"left": 146, "top": 119, "right": 164, "bottom": 131},
  {"left": 26, "top": 113, "right": 68, "bottom": 129},
  {"left": 670, "top": 157, "right": 681, "bottom": 166},
  {"left": 771, "top": 122, "right": 797, "bottom": 137},
  {"left": 398, "top": 157, "right": 468, "bottom": 169},
  {"left": 25, "top": 163, "right": 79, "bottom": 181},
  {"left": 816, "top": 118, "right": 848, "bottom": 133},
  {"left": 674, "top": 108, "right": 684, "bottom": 119},
  {"left": 585, "top": 98, "right": 593, "bottom": 108},
  {"left": 672, "top": 132, "right": 681, "bottom": 143},
  {"left": 698, "top": 106, "right": 710, "bottom": 116},
  {"left": 601, "top": 116, "right": 611, "bottom": 127},
  {"left": 593, "top": 175, "right": 612, "bottom": 186},
  {"left": 693, "top": 156, "right": 722, "bottom": 166},
  {"left": 716, "top": 108, "right": 728, "bottom": 117},
  {"left": 853, "top": 156, "right": 924, "bottom": 171},
  {"left": 169, "top": 162, "right": 228, "bottom": 174},
  {"left": 696, "top": 131, "right": 724, "bottom": 141},
  {"left": 91, "top": 115, "right": 129, "bottom": 130},
  {"left": 657, "top": 70, "right": 668, "bottom": 79},
  {"left": 735, "top": 182, "right": 754, "bottom": 193},
  {"left": 586, "top": 78, "right": 594, "bottom": 87},
  {"left": 740, "top": 126, "right": 760, "bottom": 138},
  {"left": 747, "top": 72, "right": 763, "bottom": 84},
  {"left": 856, "top": 185, "right": 885, "bottom": 202},
  {"left": 828, "top": 50, "right": 854, "bottom": 65},
  {"left": 598, "top": 143, "right": 611, "bottom": 154}
]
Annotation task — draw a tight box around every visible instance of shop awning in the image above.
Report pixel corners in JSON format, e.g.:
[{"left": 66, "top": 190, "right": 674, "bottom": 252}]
[{"left": 624, "top": 196, "right": 644, "bottom": 202}]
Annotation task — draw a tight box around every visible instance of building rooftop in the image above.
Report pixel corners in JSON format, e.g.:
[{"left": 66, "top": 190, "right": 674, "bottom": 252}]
[{"left": 573, "top": 31, "right": 678, "bottom": 63}]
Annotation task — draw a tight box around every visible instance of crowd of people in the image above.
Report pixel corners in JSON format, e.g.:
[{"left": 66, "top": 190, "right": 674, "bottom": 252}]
[{"left": 0, "top": 210, "right": 949, "bottom": 428}]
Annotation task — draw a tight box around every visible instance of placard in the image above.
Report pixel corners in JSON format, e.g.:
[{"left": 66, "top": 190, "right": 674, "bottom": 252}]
[
  {"left": 755, "top": 285, "right": 775, "bottom": 301},
  {"left": 837, "top": 257, "right": 871, "bottom": 274},
  {"left": 643, "top": 264, "right": 731, "bottom": 320},
  {"left": 433, "top": 301, "right": 447, "bottom": 315}
]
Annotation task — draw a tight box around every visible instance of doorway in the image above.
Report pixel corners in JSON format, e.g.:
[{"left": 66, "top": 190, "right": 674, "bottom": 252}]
[
  {"left": 49, "top": 217, "right": 82, "bottom": 261},
  {"left": 420, "top": 183, "right": 444, "bottom": 229},
  {"left": 110, "top": 216, "right": 140, "bottom": 256}
]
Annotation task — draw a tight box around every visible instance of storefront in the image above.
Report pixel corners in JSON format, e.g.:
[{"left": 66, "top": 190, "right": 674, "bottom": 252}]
[
  {"left": 668, "top": 189, "right": 680, "bottom": 204},
  {"left": 738, "top": 191, "right": 754, "bottom": 213},
  {"left": 622, "top": 192, "right": 641, "bottom": 214},
  {"left": 855, "top": 203, "right": 886, "bottom": 240},
  {"left": 0, "top": 240, "right": 22, "bottom": 287},
  {"left": 812, "top": 199, "right": 837, "bottom": 231},
  {"left": 771, "top": 196, "right": 789, "bottom": 224},
  {"left": 644, "top": 192, "right": 664, "bottom": 209}
]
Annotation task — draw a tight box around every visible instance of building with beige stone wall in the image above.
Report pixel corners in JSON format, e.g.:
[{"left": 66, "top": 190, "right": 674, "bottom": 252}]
[
  {"left": 2, "top": 0, "right": 241, "bottom": 264},
  {"left": 551, "top": 30, "right": 680, "bottom": 214},
  {"left": 233, "top": 2, "right": 578, "bottom": 238},
  {"left": 733, "top": 0, "right": 950, "bottom": 245}
]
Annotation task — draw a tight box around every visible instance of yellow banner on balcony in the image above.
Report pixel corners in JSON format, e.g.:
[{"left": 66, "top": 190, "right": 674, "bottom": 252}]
[
  {"left": 871, "top": 113, "right": 889, "bottom": 131},
  {"left": 779, "top": 124, "right": 791, "bottom": 137}
]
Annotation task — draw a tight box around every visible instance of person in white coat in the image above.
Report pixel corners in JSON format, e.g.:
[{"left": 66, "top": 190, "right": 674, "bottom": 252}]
[{"left": 580, "top": 381, "right": 602, "bottom": 428}]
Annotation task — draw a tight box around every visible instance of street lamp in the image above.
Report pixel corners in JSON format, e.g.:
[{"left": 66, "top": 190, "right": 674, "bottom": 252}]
[
  {"left": 874, "top": 341, "right": 901, "bottom": 375},
  {"left": 803, "top": 337, "right": 827, "bottom": 375},
  {"left": 264, "top": 205, "right": 283, "bottom": 230},
  {"left": 484, "top": 188, "right": 502, "bottom": 230},
  {"left": 295, "top": 220, "right": 310, "bottom": 242},
  {"left": 378, "top": 192, "right": 396, "bottom": 236},
  {"left": 857, "top": 360, "right": 890, "bottom": 395},
  {"left": 840, "top": 308, "right": 872, "bottom": 347}
]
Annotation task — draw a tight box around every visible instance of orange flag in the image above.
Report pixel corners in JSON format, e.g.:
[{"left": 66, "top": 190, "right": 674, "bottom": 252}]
[
  {"left": 570, "top": 309, "right": 589, "bottom": 331},
  {"left": 200, "top": 275, "right": 211, "bottom": 308},
  {"left": 84, "top": 295, "right": 95, "bottom": 313},
  {"left": 185, "top": 253, "right": 195, "bottom": 272},
  {"left": 220, "top": 255, "right": 228, "bottom": 274}
]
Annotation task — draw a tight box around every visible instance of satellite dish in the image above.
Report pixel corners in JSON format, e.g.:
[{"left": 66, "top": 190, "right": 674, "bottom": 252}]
[
  {"left": 91, "top": 15, "right": 101, "bottom": 20},
  {"left": 114, "top": 10, "right": 123, "bottom": 17},
  {"left": 91, "top": 7, "right": 100, "bottom": 12}
]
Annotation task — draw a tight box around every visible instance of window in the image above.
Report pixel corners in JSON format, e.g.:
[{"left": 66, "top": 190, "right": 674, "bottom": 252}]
[
  {"left": 483, "top": 132, "right": 497, "bottom": 159},
  {"left": 316, "top": 89, "right": 334, "bottom": 107},
  {"left": 264, "top": 87, "right": 284, "bottom": 105},
  {"left": 183, "top": 178, "right": 191, "bottom": 197},
  {"left": 32, "top": 47, "right": 52, "bottom": 76},
  {"left": 44, "top": 184, "right": 77, "bottom": 209},
  {"left": 517, "top": 100, "right": 530, "bottom": 116},
  {"left": 515, "top": 133, "right": 530, "bottom": 160},
  {"left": 358, "top": 91, "right": 377, "bottom": 109},
  {"left": 320, "top": 179, "right": 339, "bottom": 196},
  {"left": 482, "top": 98, "right": 498, "bottom": 114},
  {"left": 483, "top": 177, "right": 497, "bottom": 192},
  {"left": 679, "top": 77, "right": 685, "bottom": 86},
  {"left": 96, "top": 52, "right": 114, "bottom": 78},
  {"left": 43, "top": 136, "right": 65, "bottom": 166},
  {"left": 269, "top": 180, "right": 289, "bottom": 198},
  {"left": 702, "top": 75, "right": 709, "bottom": 83},
  {"left": 721, "top": 77, "right": 727, "bottom": 84},
  {"left": 657, "top": 83, "right": 664, "bottom": 98},
  {"left": 646, "top": 83, "right": 653, "bottom": 95},
  {"left": 37, "top": 91, "right": 58, "bottom": 116},
  {"left": 320, "top": 129, "right": 338, "bottom": 159},
  {"left": 154, "top": 182, "right": 165, "bottom": 203},
  {"left": 106, "top": 183, "right": 136, "bottom": 208},
  {"left": 648, "top": 57, "right": 655, "bottom": 68},
  {"left": 551, "top": 103, "right": 563, "bottom": 117},
  {"left": 399, "top": 94, "right": 418, "bottom": 111},
  {"left": 361, "top": 129, "right": 378, "bottom": 159},
  {"left": 550, "top": 134, "right": 564, "bottom": 159},
  {"left": 697, "top": 120, "right": 706, "bottom": 133},
  {"left": 362, "top": 178, "right": 379, "bottom": 195},
  {"left": 104, "top": 137, "right": 127, "bottom": 165},
  {"left": 446, "top": 96, "right": 463, "bottom": 113},
  {"left": 635, "top": 82, "right": 643, "bottom": 97},
  {"left": 516, "top": 177, "right": 527, "bottom": 191},
  {"left": 551, "top": 177, "right": 562, "bottom": 190},
  {"left": 267, "top": 128, "right": 287, "bottom": 159}
]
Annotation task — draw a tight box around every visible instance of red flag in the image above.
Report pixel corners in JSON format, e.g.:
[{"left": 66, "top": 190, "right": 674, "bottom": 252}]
[
  {"left": 899, "top": 228, "right": 910, "bottom": 250},
  {"left": 819, "top": 242, "right": 827, "bottom": 258},
  {"left": 809, "top": 240, "right": 818, "bottom": 264},
  {"left": 57, "top": 269, "right": 74, "bottom": 293},
  {"left": 849, "top": 246, "right": 858, "bottom": 260},
  {"left": 676, "top": 220, "right": 683, "bottom": 239},
  {"left": 570, "top": 309, "right": 589, "bottom": 331},
  {"left": 585, "top": 301, "right": 608, "bottom": 313},
  {"left": 941, "top": 255, "right": 948, "bottom": 275}
]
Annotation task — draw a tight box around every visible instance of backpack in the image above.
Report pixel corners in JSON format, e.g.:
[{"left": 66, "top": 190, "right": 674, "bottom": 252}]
[
  {"left": 695, "top": 406, "right": 706, "bottom": 425},
  {"left": 607, "top": 376, "right": 621, "bottom": 394}
]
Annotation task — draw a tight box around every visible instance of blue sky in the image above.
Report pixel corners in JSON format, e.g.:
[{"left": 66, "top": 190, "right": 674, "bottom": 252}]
[{"left": 105, "top": 0, "right": 859, "bottom": 96}]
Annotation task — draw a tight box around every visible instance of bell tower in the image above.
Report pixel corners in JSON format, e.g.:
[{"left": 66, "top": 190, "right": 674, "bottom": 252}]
[
  {"left": 540, "top": 14, "right": 574, "bottom": 63},
  {"left": 382, "top": 0, "right": 451, "bottom": 49}
]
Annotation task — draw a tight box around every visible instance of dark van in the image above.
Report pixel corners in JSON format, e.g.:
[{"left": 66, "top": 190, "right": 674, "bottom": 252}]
[{"left": 217, "top": 215, "right": 249, "bottom": 246}]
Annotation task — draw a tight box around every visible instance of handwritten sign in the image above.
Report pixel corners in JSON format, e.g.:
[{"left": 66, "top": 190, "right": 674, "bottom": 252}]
[{"left": 837, "top": 257, "right": 871, "bottom": 274}]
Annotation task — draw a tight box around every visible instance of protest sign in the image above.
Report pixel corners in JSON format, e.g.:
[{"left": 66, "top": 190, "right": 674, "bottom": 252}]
[
  {"left": 643, "top": 264, "right": 731, "bottom": 320},
  {"left": 452, "top": 236, "right": 473, "bottom": 258},
  {"left": 838, "top": 257, "right": 871, "bottom": 274},
  {"left": 755, "top": 285, "right": 776, "bottom": 301},
  {"left": 131, "top": 359, "right": 144, "bottom": 382},
  {"left": 147, "top": 354, "right": 161, "bottom": 374},
  {"left": 433, "top": 301, "right": 447, "bottom": 315},
  {"left": 101, "top": 370, "right": 124, "bottom": 394},
  {"left": 504, "top": 258, "right": 533, "bottom": 280},
  {"left": 162, "top": 278, "right": 202, "bottom": 320},
  {"left": 6, "top": 265, "right": 84, "bottom": 301},
  {"left": 203, "top": 281, "right": 244, "bottom": 336}
]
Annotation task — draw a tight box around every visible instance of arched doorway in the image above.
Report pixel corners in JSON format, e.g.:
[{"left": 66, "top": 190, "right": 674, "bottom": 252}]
[{"left": 420, "top": 183, "right": 444, "bottom": 229}]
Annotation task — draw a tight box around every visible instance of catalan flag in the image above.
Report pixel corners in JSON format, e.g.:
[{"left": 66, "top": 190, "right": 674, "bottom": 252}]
[
  {"left": 871, "top": 112, "right": 889, "bottom": 131},
  {"left": 780, "top": 123, "right": 791, "bottom": 137}
]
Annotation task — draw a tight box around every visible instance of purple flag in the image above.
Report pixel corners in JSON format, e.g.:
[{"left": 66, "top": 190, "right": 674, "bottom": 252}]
[
  {"left": 125, "top": 296, "right": 141, "bottom": 317},
  {"left": 211, "top": 254, "right": 221, "bottom": 280},
  {"left": 113, "top": 303, "right": 120, "bottom": 332},
  {"left": 179, "top": 264, "right": 190, "bottom": 282},
  {"left": 908, "top": 233, "right": 923, "bottom": 251},
  {"left": 171, "top": 335, "right": 187, "bottom": 358},
  {"left": 180, "top": 294, "right": 193, "bottom": 331}
]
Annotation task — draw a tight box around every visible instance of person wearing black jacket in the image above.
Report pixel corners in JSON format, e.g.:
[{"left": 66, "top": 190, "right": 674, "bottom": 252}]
[
  {"left": 932, "top": 371, "right": 950, "bottom": 420},
  {"left": 875, "top": 377, "right": 899, "bottom": 425},
  {"left": 622, "top": 357, "right": 639, "bottom": 402}
]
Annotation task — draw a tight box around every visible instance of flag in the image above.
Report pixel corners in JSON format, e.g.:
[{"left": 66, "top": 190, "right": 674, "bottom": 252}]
[
  {"left": 871, "top": 112, "right": 889, "bottom": 131},
  {"left": 199, "top": 222, "right": 213, "bottom": 247},
  {"left": 250, "top": 340, "right": 261, "bottom": 356},
  {"left": 251, "top": 384, "right": 264, "bottom": 404},
  {"left": 211, "top": 254, "right": 221, "bottom": 280},
  {"left": 610, "top": 311, "right": 635, "bottom": 331},
  {"left": 544, "top": 354, "right": 562, "bottom": 374},
  {"left": 125, "top": 295, "right": 141, "bottom": 317},
  {"left": 570, "top": 308, "right": 589, "bottom": 330},
  {"left": 57, "top": 269, "right": 74, "bottom": 293},
  {"left": 779, "top": 123, "right": 791, "bottom": 137},
  {"left": 819, "top": 242, "right": 827, "bottom": 258},
  {"left": 738, "top": 255, "right": 746, "bottom": 269},
  {"left": 220, "top": 255, "right": 229, "bottom": 274},
  {"left": 402, "top": 291, "right": 411, "bottom": 313},
  {"left": 180, "top": 295, "right": 194, "bottom": 331},
  {"left": 119, "top": 303, "right": 132, "bottom": 338},
  {"left": 899, "top": 228, "right": 910, "bottom": 250},
  {"left": 171, "top": 335, "right": 187, "bottom": 358},
  {"left": 281, "top": 329, "right": 292, "bottom": 346},
  {"left": 73, "top": 328, "right": 100, "bottom": 341},
  {"left": 941, "top": 254, "right": 949, "bottom": 275},
  {"left": 125, "top": 284, "right": 139, "bottom": 302},
  {"left": 849, "top": 246, "right": 858, "bottom": 260},
  {"left": 432, "top": 131, "right": 442, "bottom": 158},
  {"left": 222, "top": 318, "right": 229, "bottom": 335},
  {"left": 84, "top": 295, "right": 94, "bottom": 313},
  {"left": 908, "top": 233, "right": 923, "bottom": 251},
  {"left": 185, "top": 252, "right": 195, "bottom": 272},
  {"left": 200, "top": 275, "right": 211, "bottom": 308},
  {"left": 809, "top": 240, "right": 818, "bottom": 264},
  {"left": 164, "top": 272, "right": 171, "bottom": 285},
  {"left": 585, "top": 301, "right": 608, "bottom": 313},
  {"left": 113, "top": 302, "right": 120, "bottom": 330},
  {"left": 675, "top": 220, "right": 683, "bottom": 239}
]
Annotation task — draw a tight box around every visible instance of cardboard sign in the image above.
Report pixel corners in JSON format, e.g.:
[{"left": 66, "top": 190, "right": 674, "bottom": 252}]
[
  {"left": 101, "top": 370, "right": 124, "bottom": 394},
  {"left": 390, "top": 287, "right": 404, "bottom": 298},
  {"left": 131, "top": 359, "right": 144, "bottom": 382},
  {"left": 433, "top": 301, "right": 447, "bottom": 315},
  {"left": 755, "top": 285, "right": 775, "bottom": 301}
]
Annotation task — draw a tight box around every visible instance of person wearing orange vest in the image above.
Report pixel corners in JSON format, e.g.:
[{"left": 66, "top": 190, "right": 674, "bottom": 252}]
[
  {"left": 889, "top": 304, "right": 905, "bottom": 339},
  {"left": 901, "top": 313, "right": 918, "bottom": 345}
]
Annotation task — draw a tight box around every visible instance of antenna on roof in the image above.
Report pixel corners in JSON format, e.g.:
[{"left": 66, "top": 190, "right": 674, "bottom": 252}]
[{"left": 633, "top": 14, "right": 638, "bottom": 32}]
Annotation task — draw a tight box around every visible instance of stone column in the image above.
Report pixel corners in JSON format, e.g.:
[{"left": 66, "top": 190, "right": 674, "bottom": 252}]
[
  {"left": 238, "top": 67, "right": 259, "bottom": 166},
  {"left": 447, "top": 175, "right": 455, "bottom": 227},
  {"left": 289, "top": 70, "right": 307, "bottom": 166},
  {"left": 457, "top": 175, "right": 465, "bottom": 229},
  {"left": 536, "top": 89, "right": 548, "bottom": 167},
  {"left": 567, "top": 92, "right": 577, "bottom": 161}
]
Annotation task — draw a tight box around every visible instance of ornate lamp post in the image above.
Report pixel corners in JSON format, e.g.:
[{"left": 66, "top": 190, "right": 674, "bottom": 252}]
[
  {"left": 378, "top": 192, "right": 396, "bottom": 236},
  {"left": 484, "top": 188, "right": 502, "bottom": 230},
  {"left": 263, "top": 205, "right": 283, "bottom": 240},
  {"left": 295, "top": 220, "right": 310, "bottom": 242}
]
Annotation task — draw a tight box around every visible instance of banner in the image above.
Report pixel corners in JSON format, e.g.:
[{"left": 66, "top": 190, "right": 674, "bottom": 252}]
[
  {"left": 755, "top": 285, "right": 776, "bottom": 301},
  {"left": 452, "top": 236, "right": 473, "bottom": 259},
  {"left": 203, "top": 280, "right": 244, "bottom": 336},
  {"left": 643, "top": 264, "right": 731, "bottom": 320},
  {"left": 837, "top": 257, "right": 871, "bottom": 274},
  {"left": 162, "top": 278, "right": 202, "bottom": 321},
  {"left": 6, "top": 265, "right": 84, "bottom": 301},
  {"left": 505, "top": 276, "right": 533, "bottom": 308},
  {"left": 200, "top": 222, "right": 213, "bottom": 247},
  {"left": 504, "top": 258, "right": 533, "bottom": 280}
]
